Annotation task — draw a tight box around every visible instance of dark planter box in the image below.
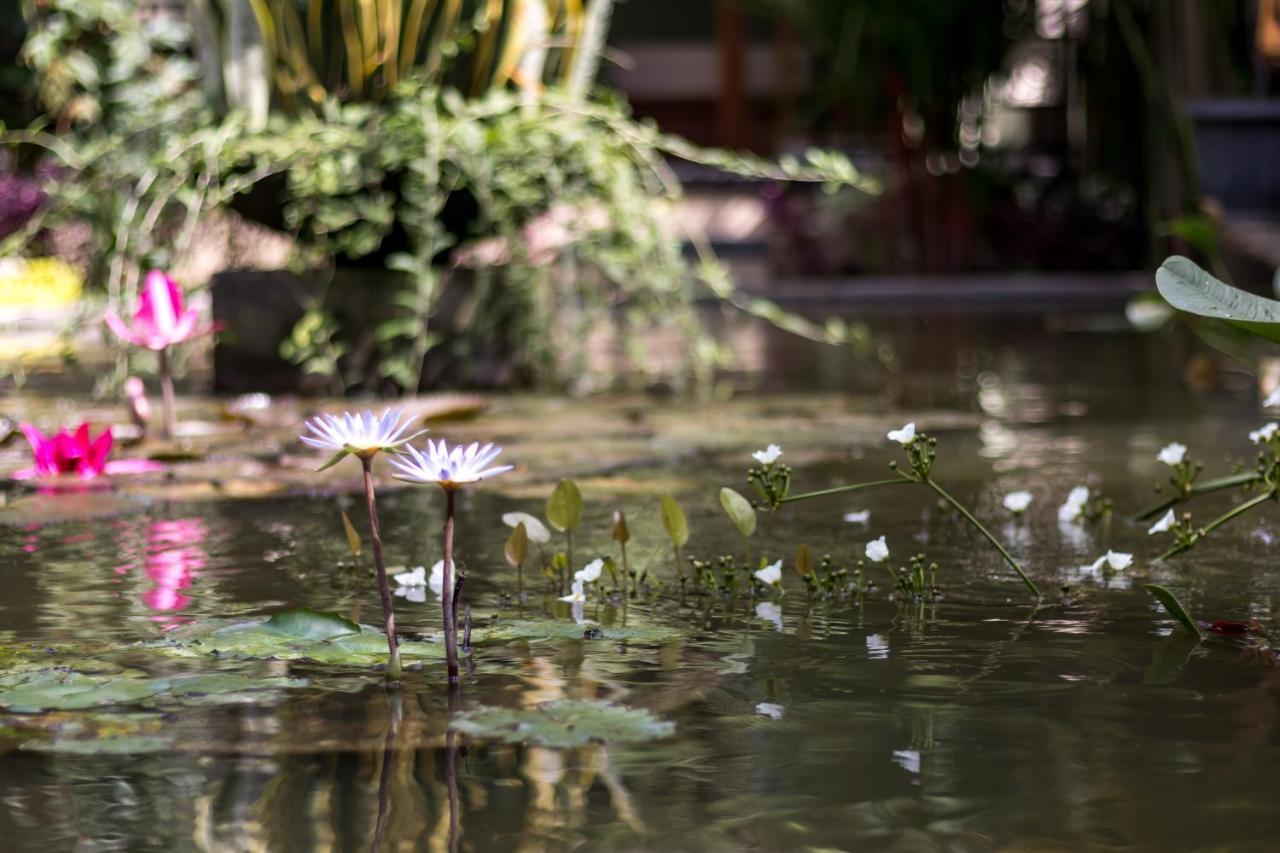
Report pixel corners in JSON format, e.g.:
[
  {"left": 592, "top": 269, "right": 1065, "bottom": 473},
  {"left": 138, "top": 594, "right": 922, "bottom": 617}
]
[{"left": 1186, "top": 98, "right": 1280, "bottom": 219}]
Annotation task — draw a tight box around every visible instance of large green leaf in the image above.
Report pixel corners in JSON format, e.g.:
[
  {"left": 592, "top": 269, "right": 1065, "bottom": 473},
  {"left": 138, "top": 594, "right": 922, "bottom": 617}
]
[
  {"left": 1156, "top": 256, "right": 1280, "bottom": 343},
  {"left": 263, "top": 609, "right": 360, "bottom": 640},
  {"left": 661, "top": 495, "right": 689, "bottom": 548},
  {"left": 545, "top": 479, "right": 583, "bottom": 532},
  {"left": 1144, "top": 584, "right": 1205, "bottom": 641},
  {"left": 719, "top": 487, "right": 756, "bottom": 538}
]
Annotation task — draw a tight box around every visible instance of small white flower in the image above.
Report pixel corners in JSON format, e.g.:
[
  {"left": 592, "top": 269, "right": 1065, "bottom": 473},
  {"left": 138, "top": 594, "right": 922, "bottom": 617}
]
[
  {"left": 892, "top": 749, "right": 921, "bottom": 774},
  {"left": 1148, "top": 509, "right": 1176, "bottom": 535},
  {"left": 559, "top": 578, "right": 587, "bottom": 603},
  {"left": 1086, "top": 550, "right": 1133, "bottom": 573},
  {"left": 755, "top": 560, "right": 782, "bottom": 586},
  {"left": 1157, "top": 442, "right": 1187, "bottom": 466},
  {"left": 865, "top": 536, "right": 889, "bottom": 563},
  {"left": 575, "top": 558, "right": 604, "bottom": 584},
  {"left": 1265, "top": 387, "right": 1280, "bottom": 408},
  {"left": 1003, "top": 491, "right": 1033, "bottom": 514},
  {"left": 389, "top": 438, "right": 513, "bottom": 488},
  {"left": 1058, "top": 486, "right": 1089, "bottom": 522},
  {"left": 1250, "top": 422, "right": 1279, "bottom": 444},
  {"left": 752, "top": 444, "right": 783, "bottom": 465},
  {"left": 502, "top": 512, "right": 551, "bottom": 543},
  {"left": 755, "top": 601, "right": 784, "bottom": 631},
  {"left": 392, "top": 565, "right": 426, "bottom": 587},
  {"left": 755, "top": 702, "right": 785, "bottom": 720},
  {"left": 843, "top": 509, "right": 871, "bottom": 524},
  {"left": 300, "top": 408, "right": 424, "bottom": 468},
  {"left": 887, "top": 422, "right": 917, "bottom": 445}
]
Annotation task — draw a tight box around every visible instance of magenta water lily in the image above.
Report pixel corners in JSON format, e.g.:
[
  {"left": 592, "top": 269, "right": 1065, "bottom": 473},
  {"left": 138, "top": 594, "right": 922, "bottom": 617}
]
[
  {"left": 104, "top": 270, "right": 217, "bottom": 439},
  {"left": 391, "top": 438, "right": 513, "bottom": 684}
]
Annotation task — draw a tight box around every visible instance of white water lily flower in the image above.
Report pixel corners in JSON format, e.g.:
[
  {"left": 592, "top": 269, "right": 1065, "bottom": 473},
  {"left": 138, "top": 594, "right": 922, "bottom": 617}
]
[
  {"left": 1003, "top": 491, "right": 1033, "bottom": 514},
  {"left": 1266, "top": 388, "right": 1280, "bottom": 408},
  {"left": 559, "top": 578, "right": 587, "bottom": 603},
  {"left": 501, "top": 511, "right": 551, "bottom": 543},
  {"left": 392, "top": 565, "right": 426, "bottom": 587},
  {"left": 1058, "top": 486, "right": 1090, "bottom": 522},
  {"left": 755, "top": 560, "right": 782, "bottom": 586},
  {"left": 1086, "top": 550, "right": 1133, "bottom": 572},
  {"left": 575, "top": 558, "right": 604, "bottom": 584},
  {"left": 1148, "top": 509, "right": 1176, "bottom": 535},
  {"left": 1250, "top": 422, "right": 1279, "bottom": 444},
  {"left": 300, "top": 408, "right": 424, "bottom": 469},
  {"left": 752, "top": 444, "right": 783, "bottom": 465},
  {"left": 887, "top": 422, "right": 917, "bottom": 445},
  {"left": 1157, "top": 442, "right": 1187, "bottom": 466},
  {"left": 865, "top": 536, "right": 890, "bottom": 563},
  {"left": 390, "top": 438, "right": 513, "bottom": 488},
  {"left": 843, "top": 509, "right": 871, "bottom": 524}
]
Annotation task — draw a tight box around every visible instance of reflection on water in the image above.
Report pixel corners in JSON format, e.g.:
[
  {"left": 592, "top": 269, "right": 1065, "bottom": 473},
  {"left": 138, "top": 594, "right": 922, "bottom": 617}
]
[{"left": 4, "top": 336, "right": 1280, "bottom": 848}]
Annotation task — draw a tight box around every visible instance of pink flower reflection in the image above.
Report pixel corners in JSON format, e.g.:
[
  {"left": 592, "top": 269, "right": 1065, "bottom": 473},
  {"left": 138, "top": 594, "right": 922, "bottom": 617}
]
[{"left": 140, "top": 518, "right": 207, "bottom": 624}]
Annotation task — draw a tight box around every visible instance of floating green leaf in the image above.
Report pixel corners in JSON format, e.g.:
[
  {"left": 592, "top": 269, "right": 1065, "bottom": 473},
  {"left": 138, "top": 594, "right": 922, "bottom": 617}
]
[
  {"left": 1144, "top": 584, "right": 1205, "bottom": 641},
  {"left": 505, "top": 521, "right": 528, "bottom": 568},
  {"left": 472, "top": 619, "right": 682, "bottom": 645},
  {"left": 450, "top": 700, "right": 675, "bottom": 747},
  {"left": 263, "top": 609, "right": 360, "bottom": 640},
  {"left": 162, "top": 614, "right": 444, "bottom": 667},
  {"left": 719, "top": 487, "right": 756, "bottom": 538},
  {"left": 661, "top": 495, "right": 689, "bottom": 548},
  {"left": 546, "top": 479, "right": 583, "bottom": 532},
  {"left": 1156, "top": 255, "right": 1280, "bottom": 344},
  {"left": 0, "top": 669, "right": 307, "bottom": 713}
]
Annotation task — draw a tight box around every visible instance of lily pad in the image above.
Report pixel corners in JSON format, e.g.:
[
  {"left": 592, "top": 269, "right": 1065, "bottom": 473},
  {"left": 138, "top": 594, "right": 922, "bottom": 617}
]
[
  {"left": 450, "top": 700, "right": 675, "bottom": 747},
  {"left": 0, "top": 669, "right": 307, "bottom": 713},
  {"left": 161, "top": 612, "right": 444, "bottom": 667},
  {"left": 473, "top": 619, "right": 683, "bottom": 645}
]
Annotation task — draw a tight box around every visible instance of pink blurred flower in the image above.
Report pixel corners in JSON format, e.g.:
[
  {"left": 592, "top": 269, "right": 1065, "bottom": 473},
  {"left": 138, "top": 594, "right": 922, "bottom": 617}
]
[
  {"left": 12, "top": 422, "right": 165, "bottom": 481},
  {"left": 104, "top": 270, "right": 213, "bottom": 351}
]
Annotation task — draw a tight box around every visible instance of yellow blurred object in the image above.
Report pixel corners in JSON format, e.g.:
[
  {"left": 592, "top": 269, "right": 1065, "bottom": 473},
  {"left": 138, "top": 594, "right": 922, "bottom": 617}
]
[
  {"left": 1261, "top": 0, "right": 1280, "bottom": 65},
  {"left": 0, "top": 257, "right": 83, "bottom": 308}
]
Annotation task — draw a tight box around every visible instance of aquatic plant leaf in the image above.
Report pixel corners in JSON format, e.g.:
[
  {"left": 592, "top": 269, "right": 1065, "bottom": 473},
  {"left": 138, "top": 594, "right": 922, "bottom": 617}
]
[
  {"left": 661, "top": 495, "right": 689, "bottom": 547},
  {"left": 719, "top": 487, "right": 756, "bottom": 538},
  {"left": 341, "top": 510, "right": 362, "bottom": 556},
  {"left": 546, "top": 479, "right": 583, "bottom": 532},
  {"left": 163, "top": 619, "right": 444, "bottom": 667},
  {"left": 502, "top": 511, "right": 551, "bottom": 543},
  {"left": 1144, "top": 584, "right": 1206, "bottom": 641},
  {"left": 505, "top": 521, "right": 528, "bottom": 567},
  {"left": 263, "top": 609, "right": 361, "bottom": 640},
  {"left": 450, "top": 700, "right": 674, "bottom": 747},
  {"left": 472, "top": 619, "right": 683, "bottom": 645},
  {"left": 795, "top": 544, "right": 814, "bottom": 576},
  {"left": 1156, "top": 256, "right": 1280, "bottom": 343},
  {"left": 0, "top": 670, "right": 306, "bottom": 713}
]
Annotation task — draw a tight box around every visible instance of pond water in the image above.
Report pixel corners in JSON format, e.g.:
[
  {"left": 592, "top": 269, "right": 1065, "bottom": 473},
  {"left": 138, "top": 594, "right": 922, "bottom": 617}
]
[{"left": 3, "top": 325, "right": 1280, "bottom": 851}]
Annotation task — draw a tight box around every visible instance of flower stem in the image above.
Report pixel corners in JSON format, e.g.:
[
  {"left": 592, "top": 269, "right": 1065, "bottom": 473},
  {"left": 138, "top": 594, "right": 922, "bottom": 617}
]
[
  {"left": 780, "top": 478, "right": 912, "bottom": 504},
  {"left": 362, "top": 457, "right": 402, "bottom": 681},
  {"left": 442, "top": 486, "right": 460, "bottom": 684},
  {"left": 157, "top": 347, "right": 177, "bottom": 439},
  {"left": 925, "top": 477, "right": 1041, "bottom": 600},
  {"left": 1160, "top": 489, "right": 1275, "bottom": 560},
  {"left": 1135, "top": 471, "right": 1263, "bottom": 521}
]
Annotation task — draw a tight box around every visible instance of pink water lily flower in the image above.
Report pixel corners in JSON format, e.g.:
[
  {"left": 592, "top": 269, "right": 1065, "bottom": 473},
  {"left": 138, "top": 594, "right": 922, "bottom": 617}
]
[
  {"left": 13, "top": 422, "right": 164, "bottom": 480},
  {"left": 105, "top": 270, "right": 211, "bottom": 351}
]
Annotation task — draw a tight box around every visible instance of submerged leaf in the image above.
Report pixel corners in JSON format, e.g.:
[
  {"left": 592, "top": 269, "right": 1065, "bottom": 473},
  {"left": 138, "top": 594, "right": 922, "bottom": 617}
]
[
  {"left": 1144, "top": 584, "right": 1206, "bottom": 641},
  {"left": 719, "top": 487, "right": 756, "bottom": 538},
  {"left": 450, "top": 700, "right": 674, "bottom": 747}
]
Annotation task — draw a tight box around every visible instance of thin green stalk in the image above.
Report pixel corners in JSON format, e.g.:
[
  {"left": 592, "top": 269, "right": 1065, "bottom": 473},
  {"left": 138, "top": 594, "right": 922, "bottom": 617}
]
[
  {"left": 925, "top": 477, "right": 1040, "bottom": 599},
  {"left": 1135, "top": 471, "right": 1263, "bottom": 521},
  {"left": 779, "top": 477, "right": 911, "bottom": 504},
  {"left": 1160, "top": 489, "right": 1275, "bottom": 560}
]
